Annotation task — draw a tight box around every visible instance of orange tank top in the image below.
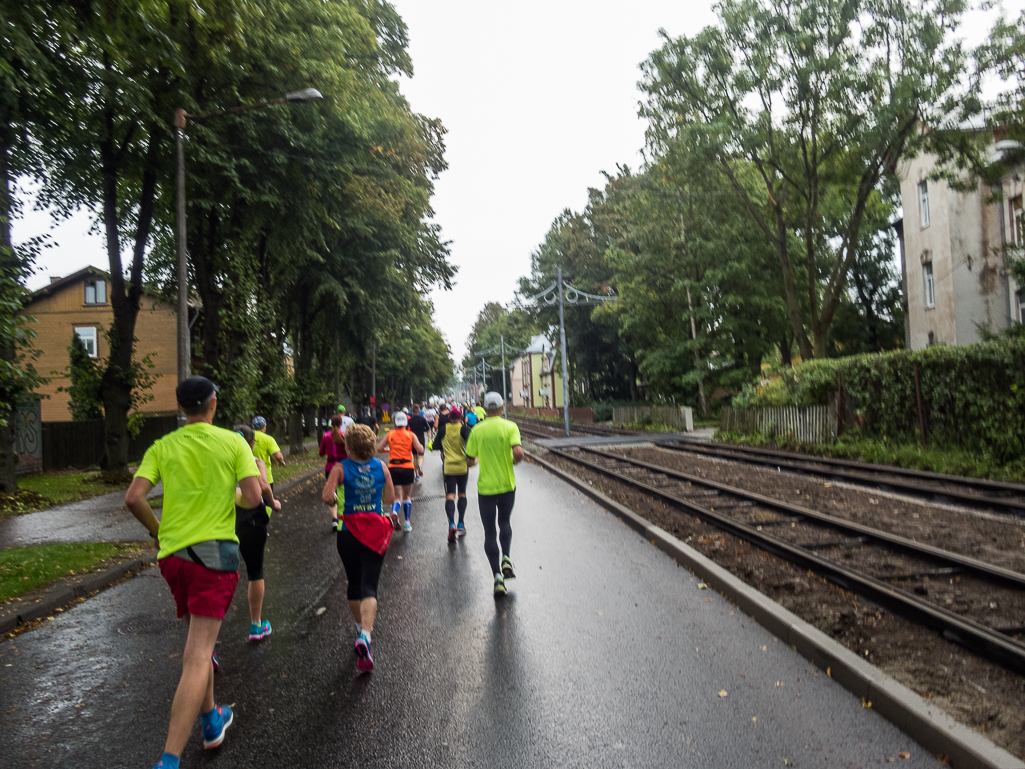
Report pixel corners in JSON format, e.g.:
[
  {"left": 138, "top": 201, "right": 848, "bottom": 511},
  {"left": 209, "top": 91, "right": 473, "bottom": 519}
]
[{"left": 387, "top": 429, "right": 414, "bottom": 467}]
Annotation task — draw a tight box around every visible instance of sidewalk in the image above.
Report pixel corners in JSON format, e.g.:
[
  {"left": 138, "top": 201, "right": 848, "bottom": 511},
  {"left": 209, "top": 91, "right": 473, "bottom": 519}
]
[{"left": 0, "top": 438, "right": 316, "bottom": 550}]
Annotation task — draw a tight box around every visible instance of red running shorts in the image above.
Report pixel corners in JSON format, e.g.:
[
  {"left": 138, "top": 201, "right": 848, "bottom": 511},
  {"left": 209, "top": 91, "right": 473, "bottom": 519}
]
[{"left": 159, "top": 555, "right": 239, "bottom": 619}]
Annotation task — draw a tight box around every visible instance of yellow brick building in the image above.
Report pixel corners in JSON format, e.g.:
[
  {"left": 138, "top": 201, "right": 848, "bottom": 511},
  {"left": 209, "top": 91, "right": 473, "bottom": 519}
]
[{"left": 21, "top": 266, "right": 179, "bottom": 421}]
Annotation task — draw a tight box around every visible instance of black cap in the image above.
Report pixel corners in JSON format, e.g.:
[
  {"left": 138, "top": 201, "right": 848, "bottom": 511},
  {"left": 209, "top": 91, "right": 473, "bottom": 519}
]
[{"left": 176, "top": 376, "right": 218, "bottom": 407}]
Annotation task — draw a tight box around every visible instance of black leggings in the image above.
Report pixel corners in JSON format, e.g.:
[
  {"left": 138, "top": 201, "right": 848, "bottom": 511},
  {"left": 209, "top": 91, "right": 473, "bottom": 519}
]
[
  {"left": 236, "top": 509, "right": 270, "bottom": 581},
  {"left": 336, "top": 529, "right": 385, "bottom": 601},
  {"left": 478, "top": 490, "right": 515, "bottom": 575}
]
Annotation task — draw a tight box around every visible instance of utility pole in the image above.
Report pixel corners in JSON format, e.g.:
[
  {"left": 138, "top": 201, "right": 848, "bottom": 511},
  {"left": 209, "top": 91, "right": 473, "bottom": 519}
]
[
  {"left": 371, "top": 340, "right": 377, "bottom": 416},
  {"left": 557, "top": 268, "right": 571, "bottom": 437},
  {"left": 174, "top": 109, "right": 189, "bottom": 427},
  {"left": 500, "top": 334, "right": 507, "bottom": 418}
]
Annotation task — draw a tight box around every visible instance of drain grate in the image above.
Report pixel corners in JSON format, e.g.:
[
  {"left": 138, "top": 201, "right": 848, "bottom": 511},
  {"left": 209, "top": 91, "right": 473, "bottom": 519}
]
[{"left": 412, "top": 494, "right": 446, "bottom": 502}]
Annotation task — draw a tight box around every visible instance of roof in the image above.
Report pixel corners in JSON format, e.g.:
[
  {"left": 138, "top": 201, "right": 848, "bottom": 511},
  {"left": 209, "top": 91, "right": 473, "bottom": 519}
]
[
  {"left": 24, "top": 265, "right": 193, "bottom": 308},
  {"left": 524, "top": 334, "right": 553, "bottom": 354}
]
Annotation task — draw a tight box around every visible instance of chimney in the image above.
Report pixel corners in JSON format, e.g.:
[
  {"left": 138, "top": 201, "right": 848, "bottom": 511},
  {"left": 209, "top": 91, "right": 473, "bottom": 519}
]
[{"left": 50, "top": 276, "right": 61, "bottom": 284}]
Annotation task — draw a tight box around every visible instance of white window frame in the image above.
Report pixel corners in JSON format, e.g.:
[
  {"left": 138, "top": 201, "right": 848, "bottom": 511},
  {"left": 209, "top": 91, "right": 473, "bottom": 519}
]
[
  {"left": 923, "top": 262, "right": 935, "bottom": 309},
  {"left": 1010, "top": 196, "right": 1023, "bottom": 247},
  {"left": 84, "top": 279, "right": 106, "bottom": 306},
  {"left": 918, "top": 181, "right": 930, "bottom": 228},
  {"left": 74, "top": 326, "right": 98, "bottom": 358}
]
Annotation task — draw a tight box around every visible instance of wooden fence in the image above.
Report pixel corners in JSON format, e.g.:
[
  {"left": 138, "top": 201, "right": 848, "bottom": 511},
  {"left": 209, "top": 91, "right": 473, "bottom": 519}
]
[
  {"left": 41, "top": 415, "right": 179, "bottom": 471},
  {"left": 613, "top": 405, "right": 694, "bottom": 431},
  {"left": 507, "top": 406, "right": 594, "bottom": 423},
  {"left": 719, "top": 405, "right": 836, "bottom": 444}
]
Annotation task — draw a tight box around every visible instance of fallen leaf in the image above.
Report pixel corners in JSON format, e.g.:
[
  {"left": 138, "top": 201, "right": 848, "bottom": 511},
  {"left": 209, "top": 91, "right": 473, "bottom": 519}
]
[
  {"left": 596, "top": 611, "right": 604, "bottom": 616},
  {"left": 751, "top": 716, "right": 757, "bottom": 722},
  {"left": 396, "top": 556, "right": 403, "bottom": 560},
  {"left": 759, "top": 645, "right": 767, "bottom": 651},
  {"left": 826, "top": 666, "right": 831, "bottom": 677},
  {"left": 718, "top": 689, "right": 728, "bottom": 698},
  {"left": 316, "top": 607, "right": 327, "bottom": 615},
  {"left": 862, "top": 699, "right": 872, "bottom": 708},
  {"left": 898, "top": 751, "right": 910, "bottom": 759},
  {"left": 697, "top": 582, "right": 708, "bottom": 589}
]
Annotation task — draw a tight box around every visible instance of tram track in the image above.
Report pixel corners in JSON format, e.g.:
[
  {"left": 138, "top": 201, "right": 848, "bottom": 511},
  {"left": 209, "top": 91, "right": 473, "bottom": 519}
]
[{"left": 538, "top": 442, "right": 1025, "bottom": 675}]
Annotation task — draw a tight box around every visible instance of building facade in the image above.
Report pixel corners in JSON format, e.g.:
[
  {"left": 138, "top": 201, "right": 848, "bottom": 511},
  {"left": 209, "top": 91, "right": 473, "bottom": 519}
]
[
  {"left": 897, "top": 147, "right": 1022, "bottom": 349},
  {"left": 20, "top": 266, "right": 179, "bottom": 421},
  {"left": 509, "top": 334, "right": 565, "bottom": 409}
]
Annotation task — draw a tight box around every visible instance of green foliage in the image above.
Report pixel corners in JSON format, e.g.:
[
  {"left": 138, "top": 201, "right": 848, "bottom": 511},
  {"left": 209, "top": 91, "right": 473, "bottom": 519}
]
[
  {"left": 59, "top": 334, "right": 103, "bottom": 421},
  {"left": 733, "top": 341, "right": 1025, "bottom": 461}
]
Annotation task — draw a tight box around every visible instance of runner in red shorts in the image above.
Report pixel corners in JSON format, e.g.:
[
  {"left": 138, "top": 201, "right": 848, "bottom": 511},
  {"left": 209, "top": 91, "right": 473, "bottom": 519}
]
[{"left": 126, "top": 376, "right": 262, "bottom": 769}]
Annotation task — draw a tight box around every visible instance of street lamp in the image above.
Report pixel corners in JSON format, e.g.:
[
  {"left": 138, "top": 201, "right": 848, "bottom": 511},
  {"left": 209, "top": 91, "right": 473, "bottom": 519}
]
[{"left": 174, "top": 88, "right": 324, "bottom": 398}]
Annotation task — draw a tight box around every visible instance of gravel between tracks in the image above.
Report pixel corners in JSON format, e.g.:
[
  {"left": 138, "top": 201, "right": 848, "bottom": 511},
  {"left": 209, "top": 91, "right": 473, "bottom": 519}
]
[{"left": 528, "top": 440, "right": 1025, "bottom": 759}]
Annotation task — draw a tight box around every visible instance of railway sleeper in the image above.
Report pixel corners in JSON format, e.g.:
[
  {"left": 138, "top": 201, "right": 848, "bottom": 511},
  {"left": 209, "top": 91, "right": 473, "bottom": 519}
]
[{"left": 796, "top": 536, "right": 869, "bottom": 551}]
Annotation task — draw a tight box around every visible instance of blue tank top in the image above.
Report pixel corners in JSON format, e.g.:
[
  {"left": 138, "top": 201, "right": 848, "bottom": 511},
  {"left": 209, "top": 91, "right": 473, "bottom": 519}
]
[
  {"left": 466, "top": 412, "right": 478, "bottom": 426},
  {"left": 340, "top": 457, "right": 386, "bottom": 529}
]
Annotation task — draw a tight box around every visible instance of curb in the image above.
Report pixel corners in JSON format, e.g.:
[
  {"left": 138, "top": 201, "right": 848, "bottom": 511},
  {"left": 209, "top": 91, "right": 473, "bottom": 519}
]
[
  {"left": 526, "top": 451, "right": 1024, "bottom": 769},
  {"left": 0, "top": 465, "right": 324, "bottom": 639},
  {"left": 0, "top": 552, "right": 158, "bottom": 637}
]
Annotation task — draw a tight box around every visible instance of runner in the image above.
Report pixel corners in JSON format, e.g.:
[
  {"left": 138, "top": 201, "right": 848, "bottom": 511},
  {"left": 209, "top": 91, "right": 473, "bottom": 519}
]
[
  {"left": 125, "top": 376, "right": 262, "bottom": 767},
  {"left": 319, "top": 414, "right": 348, "bottom": 529},
  {"left": 338, "top": 404, "right": 354, "bottom": 433},
  {"left": 465, "top": 404, "right": 479, "bottom": 427},
  {"left": 356, "top": 407, "right": 379, "bottom": 434},
  {"left": 432, "top": 406, "right": 473, "bottom": 543},
  {"left": 464, "top": 391, "right": 523, "bottom": 598},
  {"left": 321, "top": 424, "right": 396, "bottom": 673},
  {"left": 234, "top": 424, "right": 282, "bottom": 642},
  {"left": 251, "top": 416, "right": 284, "bottom": 489},
  {"left": 473, "top": 401, "right": 487, "bottom": 423},
  {"left": 406, "top": 403, "right": 430, "bottom": 481},
  {"left": 423, "top": 402, "right": 437, "bottom": 442},
  {"left": 376, "top": 412, "right": 423, "bottom": 532}
]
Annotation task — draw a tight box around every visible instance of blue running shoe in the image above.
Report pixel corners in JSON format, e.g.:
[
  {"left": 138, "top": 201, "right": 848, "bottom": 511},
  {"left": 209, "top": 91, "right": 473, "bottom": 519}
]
[
  {"left": 355, "top": 631, "right": 374, "bottom": 672},
  {"left": 202, "top": 705, "right": 233, "bottom": 749},
  {"left": 456, "top": 522, "right": 466, "bottom": 538},
  {"left": 248, "top": 620, "right": 271, "bottom": 641}
]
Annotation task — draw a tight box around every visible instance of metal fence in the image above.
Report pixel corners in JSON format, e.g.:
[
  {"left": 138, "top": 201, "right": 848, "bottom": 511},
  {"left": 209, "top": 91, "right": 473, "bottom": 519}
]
[
  {"left": 719, "top": 405, "right": 836, "bottom": 444},
  {"left": 613, "top": 405, "right": 694, "bottom": 431},
  {"left": 40, "top": 415, "right": 179, "bottom": 471}
]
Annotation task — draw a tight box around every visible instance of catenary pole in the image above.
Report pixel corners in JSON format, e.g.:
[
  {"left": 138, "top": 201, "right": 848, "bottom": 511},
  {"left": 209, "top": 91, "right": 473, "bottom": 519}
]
[
  {"left": 557, "top": 267, "right": 570, "bottom": 437},
  {"left": 174, "top": 110, "right": 189, "bottom": 427},
  {"left": 501, "top": 334, "right": 508, "bottom": 418}
]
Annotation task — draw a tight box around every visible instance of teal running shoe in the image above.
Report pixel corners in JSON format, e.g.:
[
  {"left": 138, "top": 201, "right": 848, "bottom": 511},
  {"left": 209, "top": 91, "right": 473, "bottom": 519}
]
[
  {"left": 248, "top": 620, "right": 271, "bottom": 641},
  {"left": 202, "top": 704, "right": 233, "bottom": 749}
]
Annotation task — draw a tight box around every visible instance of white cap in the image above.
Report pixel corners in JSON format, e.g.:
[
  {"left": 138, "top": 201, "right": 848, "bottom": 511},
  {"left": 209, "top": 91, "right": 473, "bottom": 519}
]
[
  {"left": 394, "top": 412, "right": 408, "bottom": 427},
  {"left": 483, "top": 391, "right": 504, "bottom": 409}
]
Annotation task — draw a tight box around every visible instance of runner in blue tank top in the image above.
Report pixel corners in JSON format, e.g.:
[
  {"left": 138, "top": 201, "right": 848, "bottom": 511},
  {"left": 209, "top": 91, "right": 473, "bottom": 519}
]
[{"left": 322, "top": 424, "right": 395, "bottom": 672}]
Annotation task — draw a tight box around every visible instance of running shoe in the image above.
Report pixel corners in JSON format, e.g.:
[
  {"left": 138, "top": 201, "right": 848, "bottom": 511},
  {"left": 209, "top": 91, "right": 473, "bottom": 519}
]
[
  {"left": 501, "top": 556, "right": 516, "bottom": 579},
  {"left": 331, "top": 518, "right": 339, "bottom": 531},
  {"left": 390, "top": 513, "right": 401, "bottom": 531},
  {"left": 355, "top": 632, "right": 374, "bottom": 672},
  {"left": 456, "top": 522, "right": 466, "bottom": 538},
  {"left": 202, "top": 704, "right": 233, "bottom": 749},
  {"left": 447, "top": 525, "right": 456, "bottom": 544},
  {"left": 493, "top": 576, "right": 508, "bottom": 597},
  {"left": 211, "top": 649, "right": 219, "bottom": 673},
  {"left": 248, "top": 620, "right": 272, "bottom": 641},
  {"left": 403, "top": 522, "right": 413, "bottom": 532}
]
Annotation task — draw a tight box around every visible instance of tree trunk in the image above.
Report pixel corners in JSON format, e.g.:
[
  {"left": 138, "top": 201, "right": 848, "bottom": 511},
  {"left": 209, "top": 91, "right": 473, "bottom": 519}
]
[{"left": 0, "top": 130, "right": 17, "bottom": 492}]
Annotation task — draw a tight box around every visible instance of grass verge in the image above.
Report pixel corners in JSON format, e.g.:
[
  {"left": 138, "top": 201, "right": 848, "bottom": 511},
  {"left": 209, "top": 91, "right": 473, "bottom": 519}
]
[
  {"left": 0, "top": 472, "right": 130, "bottom": 518},
  {"left": 0, "top": 542, "right": 144, "bottom": 603},
  {"left": 272, "top": 453, "right": 324, "bottom": 484},
  {"left": 714, "top": 430, "right": 1025, "bottom": 483}
]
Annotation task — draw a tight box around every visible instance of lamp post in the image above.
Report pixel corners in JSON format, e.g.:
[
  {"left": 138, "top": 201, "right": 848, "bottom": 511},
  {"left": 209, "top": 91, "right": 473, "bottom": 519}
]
[{"left": 174, "top": 89, "right": 323, "bottom": 399}]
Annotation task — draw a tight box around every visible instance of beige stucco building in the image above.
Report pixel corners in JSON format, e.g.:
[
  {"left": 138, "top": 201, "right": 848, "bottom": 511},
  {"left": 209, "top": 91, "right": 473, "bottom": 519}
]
[
  {"left": 897, "top": 144, "right": 1022, "bottom": 349},
  {"left": 509, "top": 334, "right": 565, "bottom": 409}
]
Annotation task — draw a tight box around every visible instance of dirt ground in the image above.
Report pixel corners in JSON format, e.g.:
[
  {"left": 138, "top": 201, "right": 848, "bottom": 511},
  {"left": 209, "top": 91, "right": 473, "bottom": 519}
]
[{"left": 529, "top": 441, "right": 1025, "bottom": 760}]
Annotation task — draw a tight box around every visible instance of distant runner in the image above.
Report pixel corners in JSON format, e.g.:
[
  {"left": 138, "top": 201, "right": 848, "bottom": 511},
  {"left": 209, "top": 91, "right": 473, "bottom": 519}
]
[
  {"left": 126, "top": 376, "right": 262, "bottom": 767},
  {"left": 376, "top": 412, "right": 424, "bottom": 532},
  {"left": 338, "top": 404, "right": 354, "bottom": 433},
  {"left": 251, "top": 416, "right": 284, "bottom": 488},
  {"left": 407, "top": 403, "right": 430, "bottom": 481},
  {"left": 356, "top": 407, "right": 379, "bottom": 435},
  {"left": 464, "top": 391, "right": 523, "bottom": 597},
  {"left": 432, "top": 406, "right": 473, "bottom": 543},
  {"left": 319, "top": 414, "right": 348, "bottom": 529},
  {"left": 322, "top": 424, "right": 396, "bottom": 672},
  {"left": 474, "top": 401, "right": 487, "bottom": 423}
]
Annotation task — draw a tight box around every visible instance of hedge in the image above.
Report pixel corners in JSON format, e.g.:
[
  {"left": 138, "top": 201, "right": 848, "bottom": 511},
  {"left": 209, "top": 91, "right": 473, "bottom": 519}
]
[{"left": 732, "top": 341, "right": 1025, "bottom": 460}]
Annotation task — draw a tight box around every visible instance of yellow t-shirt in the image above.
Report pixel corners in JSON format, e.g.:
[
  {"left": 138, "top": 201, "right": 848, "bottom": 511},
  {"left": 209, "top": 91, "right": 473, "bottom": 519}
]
[
  {"left": 136, "top": 422, "right": 259, "bottom": 559},
  {"left": 252, "top": 430, "right": 281, "bottom": 484},
  {"left": 464, "top": 417, "right": 521, "bottom": 495}
]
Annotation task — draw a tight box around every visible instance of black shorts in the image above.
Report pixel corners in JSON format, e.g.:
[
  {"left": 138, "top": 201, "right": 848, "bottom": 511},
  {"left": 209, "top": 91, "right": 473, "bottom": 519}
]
[
  {"left": 336, "top": 529, "right": 385, "bottom": 601},
  {"left": 236, "top": 508, "right": 270, "bottom": 581},
  {"left": 389, "top": 467, "right": 415, "bottom": 486},
  {"left": 444, "top": 474, "right": 468, "bottom": 495}
]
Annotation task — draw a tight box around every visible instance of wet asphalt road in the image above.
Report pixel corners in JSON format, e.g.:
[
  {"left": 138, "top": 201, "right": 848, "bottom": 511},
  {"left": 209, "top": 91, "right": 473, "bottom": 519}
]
[{"left": 0, "top": 450, "right": 942, "bottom": 768}]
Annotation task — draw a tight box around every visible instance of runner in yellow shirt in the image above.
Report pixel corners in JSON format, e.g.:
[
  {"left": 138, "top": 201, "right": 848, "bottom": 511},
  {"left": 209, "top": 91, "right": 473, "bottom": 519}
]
[
  {"left": 125, "top": 377, "right": 262, "bottom": 768},
  {"left": 251, "top": 416, "right": 284, "bottom": 486},
  {"left": 464, "top": 391, "right": 523, "bottom": 597}
]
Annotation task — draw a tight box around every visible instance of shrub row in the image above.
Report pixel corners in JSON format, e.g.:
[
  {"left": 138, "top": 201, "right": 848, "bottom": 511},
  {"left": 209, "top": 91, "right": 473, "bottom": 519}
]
[{"left": 732, "top": 341, "right": 1025, "bottom": 461}]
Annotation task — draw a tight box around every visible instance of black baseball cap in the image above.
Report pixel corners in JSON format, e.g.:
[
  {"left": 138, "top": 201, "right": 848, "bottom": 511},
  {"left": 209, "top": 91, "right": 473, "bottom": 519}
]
[{"left": 176, "top": 376, "right": 218, "bottom": 407}]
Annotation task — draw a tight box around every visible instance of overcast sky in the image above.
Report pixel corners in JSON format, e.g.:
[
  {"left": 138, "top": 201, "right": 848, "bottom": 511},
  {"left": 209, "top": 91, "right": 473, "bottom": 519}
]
[{"left": 14, "top": 0, "right": 1022, "bottom": 363}]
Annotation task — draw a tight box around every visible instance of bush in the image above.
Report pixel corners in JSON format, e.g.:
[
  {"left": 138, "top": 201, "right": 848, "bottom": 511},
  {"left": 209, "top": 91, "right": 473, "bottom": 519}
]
[{"left": 732, "top": 341, "right": 1025, "bottom": 460}]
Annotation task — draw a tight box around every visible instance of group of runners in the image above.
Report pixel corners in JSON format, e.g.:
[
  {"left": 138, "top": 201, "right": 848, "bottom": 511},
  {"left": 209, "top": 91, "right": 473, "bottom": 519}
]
[{"left": 126, "top": 377, "right": 522, "bottom": 769}]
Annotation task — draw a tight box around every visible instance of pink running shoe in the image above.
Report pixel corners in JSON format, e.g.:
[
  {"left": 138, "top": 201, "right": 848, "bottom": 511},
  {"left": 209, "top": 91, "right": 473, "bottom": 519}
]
[{"left": 354, "top": 632, "right": 374, "bottom": 672}]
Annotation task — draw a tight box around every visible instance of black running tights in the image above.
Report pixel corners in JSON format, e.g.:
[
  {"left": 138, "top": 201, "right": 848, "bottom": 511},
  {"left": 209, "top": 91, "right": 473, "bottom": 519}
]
[{"left": 478, "top": 490, "right": 515, "bottom": 575}]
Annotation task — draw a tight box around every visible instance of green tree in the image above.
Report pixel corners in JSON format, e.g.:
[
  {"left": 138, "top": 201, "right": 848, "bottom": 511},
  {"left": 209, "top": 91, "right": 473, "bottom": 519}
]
[
  {"left": 61, "top": 334, "right": 104, "bottom": 421},
  {"left": 640, "top": 0, "right": 976, "bottom": 359}
]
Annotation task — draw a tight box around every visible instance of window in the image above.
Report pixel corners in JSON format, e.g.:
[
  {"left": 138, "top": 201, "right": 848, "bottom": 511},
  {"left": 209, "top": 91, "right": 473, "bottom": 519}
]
[
  {"left": 923, "top": 262, "right": 935, "bottom": 308},
  {"left": 918, "top": 181, "right": 930, "bottom": 228},
  {"left": 1011, "top": 196, "right": 1023, "bottom": 246},
  {"left": 84, "top": 278, "right": 106, "bottom": 305},
  {"left": 74, "top": 327, "right": 98, "bottom": 358}
]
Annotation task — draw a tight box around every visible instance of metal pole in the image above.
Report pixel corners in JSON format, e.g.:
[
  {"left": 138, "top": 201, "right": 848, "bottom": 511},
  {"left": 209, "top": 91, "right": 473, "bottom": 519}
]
[
  {"left": 501, "top": 334, "right": 507, "bottom": 418},
  {"left": 174, "top": 110, "right": 190, "bottom": 427},
  {"left": 371, "top": 340, "right": 377, "bottom": 413},
  {"left": 558, "top": 267, "right": 570, "bottom": 437}
]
